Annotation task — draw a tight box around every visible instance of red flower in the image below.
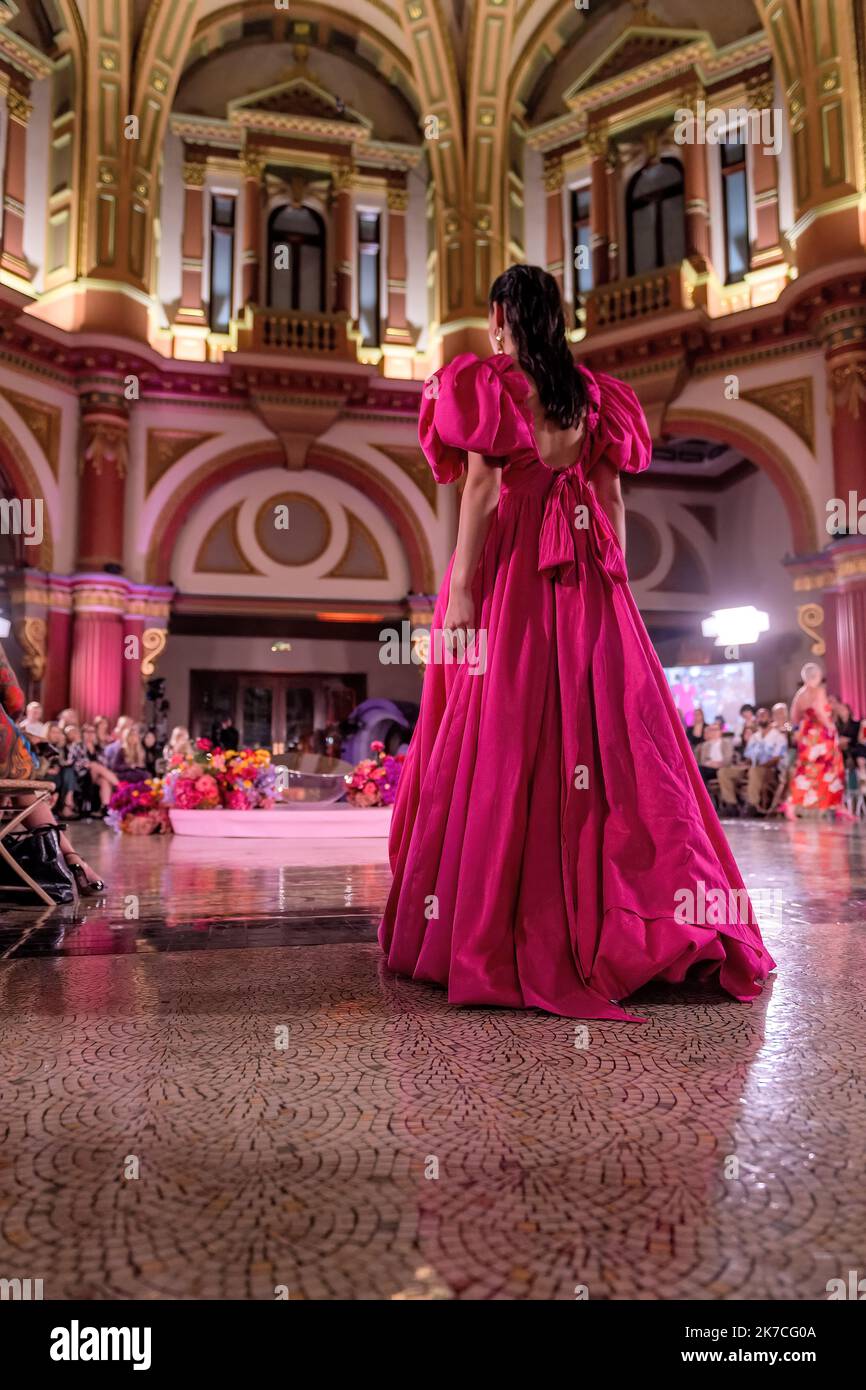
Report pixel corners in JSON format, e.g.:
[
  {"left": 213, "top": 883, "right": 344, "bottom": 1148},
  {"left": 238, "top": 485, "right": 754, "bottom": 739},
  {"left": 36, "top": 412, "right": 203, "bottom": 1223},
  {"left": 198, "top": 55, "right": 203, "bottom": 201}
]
[{"left": 196, "top": 737, "right": 213, "bottom": 751}]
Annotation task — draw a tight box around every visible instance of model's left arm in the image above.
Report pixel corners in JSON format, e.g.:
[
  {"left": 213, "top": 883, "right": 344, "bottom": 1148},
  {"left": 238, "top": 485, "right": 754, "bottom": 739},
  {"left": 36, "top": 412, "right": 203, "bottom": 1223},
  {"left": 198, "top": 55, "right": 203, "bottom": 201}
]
[{"left": 589, "top": 457, "right": 626, "bottom": 555}]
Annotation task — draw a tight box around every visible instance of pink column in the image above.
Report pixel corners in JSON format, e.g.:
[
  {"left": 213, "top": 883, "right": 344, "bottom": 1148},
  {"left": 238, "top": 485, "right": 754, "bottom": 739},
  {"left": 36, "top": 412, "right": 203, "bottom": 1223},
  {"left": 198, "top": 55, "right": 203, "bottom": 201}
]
[
  {"left": 834, "top": 579, "right": 866, "bottom": 716},
  {"left": 333, "top": 163, "right": 354, "bottom": 314},
  {"left": 174, "top": 148, "right": 207, "bottom": 326},
  {"left": 543, "top": 158, "right": 565, "bottom": 293},
  {"left": 69, "top": 576, "right": 127, "bottom": 723},
  {"left": 589, "top": 135, "right": 609, "bottom": 288},
  {"left": 42, "top": 580, "right": 74, "bottom": 717},
  {"left": 241, "top": 150, "right": 264, "bottom": 306},
  {"left": 122, "top": 610, "right": 146, "bottom": 720}
]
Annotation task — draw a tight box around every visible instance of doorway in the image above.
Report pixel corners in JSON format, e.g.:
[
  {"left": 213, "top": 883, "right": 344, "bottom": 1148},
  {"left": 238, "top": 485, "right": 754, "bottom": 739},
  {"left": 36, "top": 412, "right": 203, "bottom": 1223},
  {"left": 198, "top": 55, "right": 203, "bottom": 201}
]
[{"left": 189, "top": 671, "right": 366, "bottom": 751}]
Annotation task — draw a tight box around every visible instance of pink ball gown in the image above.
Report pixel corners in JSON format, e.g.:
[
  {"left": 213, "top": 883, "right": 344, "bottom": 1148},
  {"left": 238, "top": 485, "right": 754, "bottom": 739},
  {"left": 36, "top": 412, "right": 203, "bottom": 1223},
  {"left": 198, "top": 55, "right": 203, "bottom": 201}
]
[{"left": 379, "top": 353, "right": 775, "bottom": 1020}]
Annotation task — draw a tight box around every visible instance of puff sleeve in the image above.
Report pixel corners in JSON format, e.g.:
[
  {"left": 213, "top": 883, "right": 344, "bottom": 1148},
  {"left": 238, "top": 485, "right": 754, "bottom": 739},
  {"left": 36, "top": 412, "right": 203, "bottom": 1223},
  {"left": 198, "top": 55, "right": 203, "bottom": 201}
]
[
  {"left": 584, "top": 368, "right": 652, "bottom": 476},
  {"left": 418, "top": 352, "right": 534, "bottom": 484}
]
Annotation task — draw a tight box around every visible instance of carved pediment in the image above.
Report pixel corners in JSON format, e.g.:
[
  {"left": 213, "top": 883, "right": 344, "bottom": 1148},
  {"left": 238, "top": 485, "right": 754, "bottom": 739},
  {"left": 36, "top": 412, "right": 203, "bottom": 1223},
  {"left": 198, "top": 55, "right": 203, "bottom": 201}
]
[
  {"left": 229, "top": 77, "right": 372, "bottom": 138},
  {"left": 566, "top": 12, "right": 707, "bottom": 100}
]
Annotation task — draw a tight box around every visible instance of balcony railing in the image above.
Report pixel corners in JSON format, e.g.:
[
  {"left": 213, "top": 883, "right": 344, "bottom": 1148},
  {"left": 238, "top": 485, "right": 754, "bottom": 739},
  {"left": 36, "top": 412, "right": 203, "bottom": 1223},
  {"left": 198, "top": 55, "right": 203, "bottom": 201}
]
[
  {"left": 584, "top": 264, "right": 692, "bottom": 333},
  {"left": 230, "top": 305, "right": 361, "bottom": 358}
]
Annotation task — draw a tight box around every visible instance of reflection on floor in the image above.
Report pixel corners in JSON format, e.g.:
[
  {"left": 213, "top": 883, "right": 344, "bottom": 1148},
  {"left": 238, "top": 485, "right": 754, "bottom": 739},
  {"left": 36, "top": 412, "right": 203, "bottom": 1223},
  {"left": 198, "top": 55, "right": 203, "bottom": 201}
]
[{"left": 0, "top": 820, "right": 864, "bottom": 1299}]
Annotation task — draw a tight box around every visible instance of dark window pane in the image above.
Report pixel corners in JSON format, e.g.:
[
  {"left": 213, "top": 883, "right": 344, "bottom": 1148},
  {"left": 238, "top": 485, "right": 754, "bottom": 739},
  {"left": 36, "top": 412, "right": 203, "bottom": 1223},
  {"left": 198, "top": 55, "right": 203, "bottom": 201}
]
[
  {"left": 661, "top": 192, "right": 686, "bottom": 265},
  {"left": 721, "top": 140, "right": 746, "bottom": 169},
  {"left": 357, "top": 213, "right": 380, "bottom": 346},
  {"left": 631, "top": 203, "right": 657, "bottom": 274},
  {"left": 267, "top": 203, "right": 325, "bottom": 311},
  {"left": 209, "top": 196, "right": 236, "bottom": 333},
  {"left": 724, "top": 168, "right": 749, "bottom": 282}
]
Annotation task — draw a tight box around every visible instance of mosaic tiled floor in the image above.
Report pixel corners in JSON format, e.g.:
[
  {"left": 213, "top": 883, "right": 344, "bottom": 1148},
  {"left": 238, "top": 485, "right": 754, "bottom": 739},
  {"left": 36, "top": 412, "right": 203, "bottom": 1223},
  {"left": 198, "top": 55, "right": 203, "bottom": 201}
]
[{"left": 0, "top": 820, "right": 864, "bottom": 1300}]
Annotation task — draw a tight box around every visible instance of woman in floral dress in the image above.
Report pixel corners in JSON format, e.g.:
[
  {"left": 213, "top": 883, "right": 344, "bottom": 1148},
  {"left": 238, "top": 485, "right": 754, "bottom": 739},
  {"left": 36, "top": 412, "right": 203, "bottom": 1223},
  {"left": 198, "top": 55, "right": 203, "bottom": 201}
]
[{"left": 784, "top": 662, "right": 849, "bottom": 818}]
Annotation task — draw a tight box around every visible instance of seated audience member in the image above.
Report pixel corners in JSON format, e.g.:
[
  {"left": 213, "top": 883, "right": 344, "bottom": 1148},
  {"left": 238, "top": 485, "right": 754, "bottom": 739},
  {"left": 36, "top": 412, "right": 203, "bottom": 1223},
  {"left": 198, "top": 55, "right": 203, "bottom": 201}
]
[
  {"left": 55, "top": 721, "right": 93, "bottom": 818},
  {"left": 93, "top": 715, "right": 112, "bottom": 751},
  {"left": 211, "top": 715, "right": 241, "bottom": 751},
  {"left": 734, "top": 703, "right": 758, "bottom": 752},
  {"left": 35, "top": 722, "right": 74, "bottom": 811},
  {"left": 717, "top": 706, "right": 788, "bottom": 815},
  {"left": 76, "top": 722, "right": 118, "bottom": 812},
  {"left": 103, "top": 724, "right": 149, "bottom": 783},
  {"left": 57, "top": 707, "right": 81, "bottom": 730},
  {"left": 695, "top": 719, "right": 732, "bottom": 788},
  {"left": 686, "top": 706, "right": 706, "bottom": 751},
  {"left": 830, "top": 697, "right": 866, "bottom": 785},
  {"left": 165, "top": 725, "right": 192, "bottom": 762},
  {"left": 0, "top": 641, "right": 104, "bottom": 893},
  {"left": 19, "top": 701, "right": 47, "bottom": 737},
  {"left": 142, "top": 728, "right": 161, "bottom": 777}
]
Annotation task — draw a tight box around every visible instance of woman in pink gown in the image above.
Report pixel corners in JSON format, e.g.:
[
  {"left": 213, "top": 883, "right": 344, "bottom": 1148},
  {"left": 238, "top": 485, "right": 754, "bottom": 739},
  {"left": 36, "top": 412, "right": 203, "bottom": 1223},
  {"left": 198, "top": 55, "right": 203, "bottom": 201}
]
[{"left": 379, "top": 265, "right": 774, "bottom": 1021}]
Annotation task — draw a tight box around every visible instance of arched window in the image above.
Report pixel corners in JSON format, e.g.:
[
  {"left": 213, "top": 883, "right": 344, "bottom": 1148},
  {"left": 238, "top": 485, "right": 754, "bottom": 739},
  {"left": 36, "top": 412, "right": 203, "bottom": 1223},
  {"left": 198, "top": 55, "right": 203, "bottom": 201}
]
[
  {"left": 267, "top": 205, "right": 325, "bottom": 312},
  {"left": 626, "top": 158, "right": 686, "bottom": 276}
]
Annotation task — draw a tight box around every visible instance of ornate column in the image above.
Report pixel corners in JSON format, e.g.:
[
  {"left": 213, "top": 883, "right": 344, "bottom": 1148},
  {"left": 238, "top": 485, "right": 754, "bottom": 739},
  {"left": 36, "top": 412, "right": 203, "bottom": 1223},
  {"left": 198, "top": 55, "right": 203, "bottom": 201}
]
[
  {"left": 174, "top": 149, "right": 207, "bottom": 327},
  {"left": 791, "top": 544, "right": 866, "bottom": 716},
  {"left": 383, "top": 180, "right": 413, "bottom": 348},
  {"left": 817, "top": 302, "right": 866, "bottom": 500},
  {"left": 332, "top": 162, "right": 355, "bottom": 315},
  {"left": 0, "top": 77, "right": 32, "bottom": 284},
  {"left": 543, "top": 157, "right": 565, "bottom": 293},
  {"left": 588, "top": 127, "right": 610, "bottom": 288},
  {"left": 43, "top": 581, "right": 74, "bottom": 716},
  {"left": 833, "top": 572, "right": 866, "bottom": 717},
  {"left": 76, "top": 379, "right": 129, "bottom": 572},
  {"left": 240, "top": 149, "right": 264, "bottom": 307},
  {"left": 605, "top": 146, "right": 621, "bottom": 284},
  {"left": 69, "top": 575, "right": 127, "bottom": 723},
  {"left": 4, "top": 572, "right": 74, "bottom": 713},
  {"left": 122, "top": 608, "right": 146, "bottom": 720},
  {"left": 679, "top": 91, "right": 711, "bottom": 273},
  {"left": 747, "top": 75, "right": 784, "bottom": 273}
]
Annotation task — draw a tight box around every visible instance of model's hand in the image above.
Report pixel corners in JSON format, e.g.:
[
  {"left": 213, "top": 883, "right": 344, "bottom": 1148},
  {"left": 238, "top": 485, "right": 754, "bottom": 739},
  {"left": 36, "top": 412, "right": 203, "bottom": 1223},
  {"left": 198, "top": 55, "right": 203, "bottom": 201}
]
[{"left": 444, "top": 584, "right": 474, "bottom": 651}]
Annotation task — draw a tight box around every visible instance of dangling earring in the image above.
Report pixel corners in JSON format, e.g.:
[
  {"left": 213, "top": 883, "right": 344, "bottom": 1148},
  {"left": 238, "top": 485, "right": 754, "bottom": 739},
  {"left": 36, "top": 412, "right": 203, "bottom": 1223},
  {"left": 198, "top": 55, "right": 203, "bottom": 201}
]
[{"left": 495, "top": 328, "right": 505, "bottom": 353}]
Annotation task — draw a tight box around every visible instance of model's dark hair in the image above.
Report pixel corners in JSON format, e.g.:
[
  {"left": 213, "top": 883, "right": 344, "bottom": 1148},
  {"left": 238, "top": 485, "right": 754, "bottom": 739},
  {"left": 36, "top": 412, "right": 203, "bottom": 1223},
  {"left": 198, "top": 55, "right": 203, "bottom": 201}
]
[{"left": 489, "top": 264, "right": 587, "bottom": 429}]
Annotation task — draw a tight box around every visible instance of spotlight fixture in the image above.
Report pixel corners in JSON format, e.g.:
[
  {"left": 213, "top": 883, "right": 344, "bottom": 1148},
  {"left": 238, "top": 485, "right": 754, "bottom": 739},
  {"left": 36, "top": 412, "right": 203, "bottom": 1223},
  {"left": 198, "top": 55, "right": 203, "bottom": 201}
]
[{"left": 701, "top": 606, "right": 769, "bottom": 647}]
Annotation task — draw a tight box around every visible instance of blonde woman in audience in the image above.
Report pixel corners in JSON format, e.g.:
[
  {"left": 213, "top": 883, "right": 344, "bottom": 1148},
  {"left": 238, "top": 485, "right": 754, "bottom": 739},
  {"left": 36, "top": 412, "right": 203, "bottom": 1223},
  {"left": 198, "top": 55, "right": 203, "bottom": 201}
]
[{"left": 166, "top": 725, "right": 192, "bottom": 761}]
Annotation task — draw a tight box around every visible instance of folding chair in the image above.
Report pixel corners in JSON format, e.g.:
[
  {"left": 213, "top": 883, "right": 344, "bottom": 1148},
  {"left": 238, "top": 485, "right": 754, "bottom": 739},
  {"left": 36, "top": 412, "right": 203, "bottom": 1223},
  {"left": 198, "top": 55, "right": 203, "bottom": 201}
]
[{"left": 0, "top": 779, "right": 60, "bottom": 907}]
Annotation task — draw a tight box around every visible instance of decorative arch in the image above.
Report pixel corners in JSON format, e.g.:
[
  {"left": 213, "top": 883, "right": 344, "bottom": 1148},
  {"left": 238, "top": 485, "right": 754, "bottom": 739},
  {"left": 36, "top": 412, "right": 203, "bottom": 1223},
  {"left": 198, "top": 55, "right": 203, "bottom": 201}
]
[
  {"left": 662, "top": 407, "right": 819, "bottom": 554},
  {"left": 307, "top": 444, "right": 436, "bottom": 594},
  {"left": 182, "top": 1, "right": 421, "bottom": 113},
  {"left": 145, "top": 438, "right": 435, "bottom": 593},
  {"left": 0, "top": 418, "right": 55, "bottom": 572},
  {"left": 129, "top": 0, "right": 426, "bottom": 291}
]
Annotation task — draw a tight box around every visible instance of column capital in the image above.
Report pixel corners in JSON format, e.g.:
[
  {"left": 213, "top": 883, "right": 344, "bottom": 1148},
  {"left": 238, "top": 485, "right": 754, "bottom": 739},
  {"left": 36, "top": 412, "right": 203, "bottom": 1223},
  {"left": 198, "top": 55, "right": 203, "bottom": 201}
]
[
  {"left": 542, "top": 158, "right": 564, "bottom": 193},
  {"left": 6, "top": 85, "right": 31, "bottom": 125},
  {"left": 332, "top": 162, "right": 356, "bottom": 194},
  {"left": 586, "top": 125, "right": 609, "bottom": 159},
  {"left": 387, "top": 187, "right": 410, "bottom": 213},
  {"left": 241, "top": 151, "right": 266, "bottom": 181},
  {"left": 182, "top": 161, "right": 207, "bottom": 189},
  {"left": 746, "top": 72, "right": 775, "bottom": 111}
]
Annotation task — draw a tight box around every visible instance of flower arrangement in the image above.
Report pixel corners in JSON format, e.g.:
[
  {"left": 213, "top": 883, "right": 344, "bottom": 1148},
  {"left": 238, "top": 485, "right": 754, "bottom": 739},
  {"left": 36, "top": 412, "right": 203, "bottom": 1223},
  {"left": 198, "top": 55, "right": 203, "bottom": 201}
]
[
  {"left": 106, "top": 779, "right": 170, "bottom": 836},
  {"left": 161, "top": 739, "right": 278, "bottom": 813},
  {"left": 344, "top": 740, "right": 405, "bottom": 808}
]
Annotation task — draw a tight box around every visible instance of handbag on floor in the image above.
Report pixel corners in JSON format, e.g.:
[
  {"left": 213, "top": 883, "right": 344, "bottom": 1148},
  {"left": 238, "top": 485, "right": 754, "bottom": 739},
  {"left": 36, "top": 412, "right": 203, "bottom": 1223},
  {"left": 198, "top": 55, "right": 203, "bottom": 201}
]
[{"left": 0, "top": 823, "right": 76, "bottom": 904}]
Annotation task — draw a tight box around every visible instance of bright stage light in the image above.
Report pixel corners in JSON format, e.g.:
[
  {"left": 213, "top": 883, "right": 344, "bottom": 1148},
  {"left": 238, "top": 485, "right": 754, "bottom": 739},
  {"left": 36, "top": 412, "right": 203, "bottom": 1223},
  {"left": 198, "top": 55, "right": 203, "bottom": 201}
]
[
  {"left": 0, "top": 615, "right": 10, "bottom": 638},
  {"left": 701, "top": 605, "right": 769, "bottom": 646}
]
